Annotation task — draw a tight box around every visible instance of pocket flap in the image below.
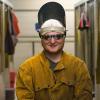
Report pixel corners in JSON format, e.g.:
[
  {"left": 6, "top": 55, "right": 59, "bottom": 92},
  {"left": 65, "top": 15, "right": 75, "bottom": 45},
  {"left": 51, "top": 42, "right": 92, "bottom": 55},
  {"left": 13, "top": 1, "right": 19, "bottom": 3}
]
[
  {"left": 59, "top": 77, "right": 75, "bottom": 86},
  {"left": 34, "top": 80, "right": 55, "bottom": 91}
]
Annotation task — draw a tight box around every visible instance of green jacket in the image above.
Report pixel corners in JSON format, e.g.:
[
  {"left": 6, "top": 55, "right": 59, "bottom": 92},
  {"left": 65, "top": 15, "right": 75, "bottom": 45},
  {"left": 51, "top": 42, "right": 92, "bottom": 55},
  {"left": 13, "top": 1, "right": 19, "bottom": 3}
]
[{"left": 16, "top": 51, "right": 93, "bottom": 100}]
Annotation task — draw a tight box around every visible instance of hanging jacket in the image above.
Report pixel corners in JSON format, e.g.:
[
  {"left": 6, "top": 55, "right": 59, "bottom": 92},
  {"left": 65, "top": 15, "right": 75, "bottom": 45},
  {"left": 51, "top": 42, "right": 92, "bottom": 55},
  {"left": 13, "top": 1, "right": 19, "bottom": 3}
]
[
  {"left": 11, "top": 11, "right": 20, "bottom": 36},
  {"left": 78, "top": 11, "right": 90, "bottom": 30},
  {"left": 5, "top": 9, "right": 18, "bottom": 55},
  {"left": 16, "top": 51, "right": 93, "bottom": 100}
]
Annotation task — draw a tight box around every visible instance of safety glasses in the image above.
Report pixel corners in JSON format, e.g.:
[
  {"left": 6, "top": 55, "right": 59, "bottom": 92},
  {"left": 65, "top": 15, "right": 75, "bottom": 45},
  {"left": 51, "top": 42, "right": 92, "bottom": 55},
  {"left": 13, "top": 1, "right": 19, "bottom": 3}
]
[{"left": 40, "top": 33, "right": 66, "bottom": 41}]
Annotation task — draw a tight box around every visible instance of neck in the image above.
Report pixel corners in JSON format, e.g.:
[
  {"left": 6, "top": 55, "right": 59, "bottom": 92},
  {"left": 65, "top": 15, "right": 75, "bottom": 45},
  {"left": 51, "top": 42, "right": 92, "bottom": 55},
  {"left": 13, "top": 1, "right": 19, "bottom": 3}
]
[{"left": 44, "top": 51, "right": 63, "bottom": 63}]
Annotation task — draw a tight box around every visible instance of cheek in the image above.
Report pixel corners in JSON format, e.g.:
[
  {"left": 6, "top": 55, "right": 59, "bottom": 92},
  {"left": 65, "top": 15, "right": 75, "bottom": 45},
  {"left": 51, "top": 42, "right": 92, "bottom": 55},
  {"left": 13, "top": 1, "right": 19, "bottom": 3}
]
[
  {"left": 41, "top": 40, "right": 47, "bottom": 47},
  {"left": 41, "top": 40, "right": 46, "bottom": 44},
  {"left": 58, "top": 39, "right": 65, "bottom": 45}
]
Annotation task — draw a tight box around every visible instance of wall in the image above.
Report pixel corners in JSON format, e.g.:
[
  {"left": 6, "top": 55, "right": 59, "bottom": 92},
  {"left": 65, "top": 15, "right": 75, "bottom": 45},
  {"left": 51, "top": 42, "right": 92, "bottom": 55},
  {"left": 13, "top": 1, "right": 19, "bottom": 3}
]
[{"left": 9, "top": 0, "right": 81, "bottom": 9}]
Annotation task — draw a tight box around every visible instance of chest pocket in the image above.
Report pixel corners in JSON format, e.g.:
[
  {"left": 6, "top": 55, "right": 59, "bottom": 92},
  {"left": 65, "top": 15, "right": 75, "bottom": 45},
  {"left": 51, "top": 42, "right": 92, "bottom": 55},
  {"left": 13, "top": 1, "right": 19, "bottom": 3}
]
[
  {"left": 49, "top": 79, "right": 75, "bottom": 100},
  {"left": 34, "top": 84, "right": 51, "bottom": 100},
  {"left": 50, "top": 68, "right": 75, "bottom": 100},
  {"left": 33, "top": 68, "right": 55, "bottom": 100},
  {"left": 61, "top": 79, "right": 75, "bottom": 99}
]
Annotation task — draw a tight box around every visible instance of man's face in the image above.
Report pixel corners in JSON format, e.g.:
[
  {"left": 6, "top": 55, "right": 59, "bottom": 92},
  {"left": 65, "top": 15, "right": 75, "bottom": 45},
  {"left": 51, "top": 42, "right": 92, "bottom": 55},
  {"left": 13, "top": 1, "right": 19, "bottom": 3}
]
[{"left": 41, "top": 31, "right": 66, "bottom": 54}]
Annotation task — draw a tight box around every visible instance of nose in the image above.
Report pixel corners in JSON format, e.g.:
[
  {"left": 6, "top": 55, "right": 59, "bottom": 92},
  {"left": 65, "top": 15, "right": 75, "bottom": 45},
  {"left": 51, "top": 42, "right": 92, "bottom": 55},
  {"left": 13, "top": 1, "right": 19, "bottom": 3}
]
[{"left": 50, "top": 37, "right": 56, "bottom": 43}]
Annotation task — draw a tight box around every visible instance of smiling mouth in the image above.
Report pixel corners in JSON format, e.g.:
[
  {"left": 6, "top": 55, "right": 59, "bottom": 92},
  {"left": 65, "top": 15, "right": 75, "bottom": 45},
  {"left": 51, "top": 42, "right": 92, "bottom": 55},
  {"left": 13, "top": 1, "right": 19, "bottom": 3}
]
[
  {"left": 49, "top": 46, "right": 58, "bottom": 49},
  {"left": 49, "top": 44, "right": 57, "bottom": 47}
]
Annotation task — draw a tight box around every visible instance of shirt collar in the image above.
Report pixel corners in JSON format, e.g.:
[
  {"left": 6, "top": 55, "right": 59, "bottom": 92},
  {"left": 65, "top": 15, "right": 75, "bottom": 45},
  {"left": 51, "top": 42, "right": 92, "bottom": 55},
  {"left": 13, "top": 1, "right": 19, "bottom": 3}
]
[{"left": 40, "top": 51, "right": 66, "bottom": 71}]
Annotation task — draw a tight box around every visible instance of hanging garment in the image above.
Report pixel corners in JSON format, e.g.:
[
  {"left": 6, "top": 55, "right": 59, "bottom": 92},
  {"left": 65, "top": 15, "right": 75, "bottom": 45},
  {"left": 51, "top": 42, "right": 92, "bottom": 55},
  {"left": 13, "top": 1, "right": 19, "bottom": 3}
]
[
  {"left": 11, "top": 11, "right": 20, "bottom": 36},
  {"left": 5, "top": 9, "right": 18, "bottom": 55},
  {"left": 78, "top": 11, "right": 90, "bottom": 30}
]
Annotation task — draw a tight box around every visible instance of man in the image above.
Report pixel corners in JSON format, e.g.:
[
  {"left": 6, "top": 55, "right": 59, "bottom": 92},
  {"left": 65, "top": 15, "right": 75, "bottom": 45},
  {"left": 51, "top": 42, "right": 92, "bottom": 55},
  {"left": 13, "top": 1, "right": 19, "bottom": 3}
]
[{"left": 16, "top": 2, "right": 93, "bottom": 100}]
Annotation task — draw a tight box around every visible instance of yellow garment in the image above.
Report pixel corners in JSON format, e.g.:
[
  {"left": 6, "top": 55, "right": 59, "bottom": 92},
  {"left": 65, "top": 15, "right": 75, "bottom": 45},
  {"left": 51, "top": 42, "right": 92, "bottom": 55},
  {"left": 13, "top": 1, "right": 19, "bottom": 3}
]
[{"left": 16, "top": 51, "right": 93, "bottom": 100}]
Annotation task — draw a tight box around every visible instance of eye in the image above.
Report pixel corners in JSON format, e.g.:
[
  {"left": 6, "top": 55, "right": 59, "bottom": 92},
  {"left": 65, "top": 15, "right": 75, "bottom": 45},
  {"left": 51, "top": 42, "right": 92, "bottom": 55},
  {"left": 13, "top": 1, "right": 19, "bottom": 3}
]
[
  {"left": 40, "top": 35, "right": 50, "bottom": 40},
  {"left": 44, "top": 35, "right": 50, "bottom": 40},
  {"left": 56, "top": 34, "right": 62, "bottom": 39},
  {"left": 56, "top": 34, "right": 65, "bottom": 39}
]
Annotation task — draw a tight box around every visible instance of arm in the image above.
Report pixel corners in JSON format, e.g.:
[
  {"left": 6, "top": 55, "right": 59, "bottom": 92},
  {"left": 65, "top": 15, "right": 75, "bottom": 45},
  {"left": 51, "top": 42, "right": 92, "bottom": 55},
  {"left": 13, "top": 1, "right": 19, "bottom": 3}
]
[
  {"left": 74, "top": 62, "right": 93, "bottom": 100},
  {"left": 16, "top": 66, "right": 35, "bottom": 100}
]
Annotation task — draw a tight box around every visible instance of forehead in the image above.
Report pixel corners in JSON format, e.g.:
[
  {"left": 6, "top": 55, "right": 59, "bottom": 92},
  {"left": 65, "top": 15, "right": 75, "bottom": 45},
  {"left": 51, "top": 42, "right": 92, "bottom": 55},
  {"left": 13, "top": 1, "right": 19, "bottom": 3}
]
[{"left": 45, "top": 31, "right": 63, "bottom": 35}]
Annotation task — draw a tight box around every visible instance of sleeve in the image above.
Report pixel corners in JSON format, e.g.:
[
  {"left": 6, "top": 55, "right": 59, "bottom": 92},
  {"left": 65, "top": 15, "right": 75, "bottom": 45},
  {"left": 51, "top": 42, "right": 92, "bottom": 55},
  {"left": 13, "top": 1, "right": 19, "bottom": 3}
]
[
  {"left": 16, "top": 65, "right": 35, "bottom": 100},
  {"left": 74, "top": 62, "right": 93, "bottom": 100}
]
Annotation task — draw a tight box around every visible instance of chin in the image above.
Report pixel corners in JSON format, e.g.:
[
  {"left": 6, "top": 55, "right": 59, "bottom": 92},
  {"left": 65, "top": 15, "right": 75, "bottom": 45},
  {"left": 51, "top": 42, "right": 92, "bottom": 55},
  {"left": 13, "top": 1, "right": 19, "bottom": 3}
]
[{"left": 45, "top": 49, "right": 62, "bottom": 54}]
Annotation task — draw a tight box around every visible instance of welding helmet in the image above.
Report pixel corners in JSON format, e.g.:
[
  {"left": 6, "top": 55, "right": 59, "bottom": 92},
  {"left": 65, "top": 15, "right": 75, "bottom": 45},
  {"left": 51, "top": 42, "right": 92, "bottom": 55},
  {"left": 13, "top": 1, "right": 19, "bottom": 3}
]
[{"left": 38, "top": 2, "right": 66, "bottom": 35}]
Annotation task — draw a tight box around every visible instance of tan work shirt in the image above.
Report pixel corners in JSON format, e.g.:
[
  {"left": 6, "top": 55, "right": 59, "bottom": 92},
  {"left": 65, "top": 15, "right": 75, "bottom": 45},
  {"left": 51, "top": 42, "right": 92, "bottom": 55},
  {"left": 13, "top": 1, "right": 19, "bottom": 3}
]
[{"left": 16, "top": 51, "right": 93, "bottom": 100}]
